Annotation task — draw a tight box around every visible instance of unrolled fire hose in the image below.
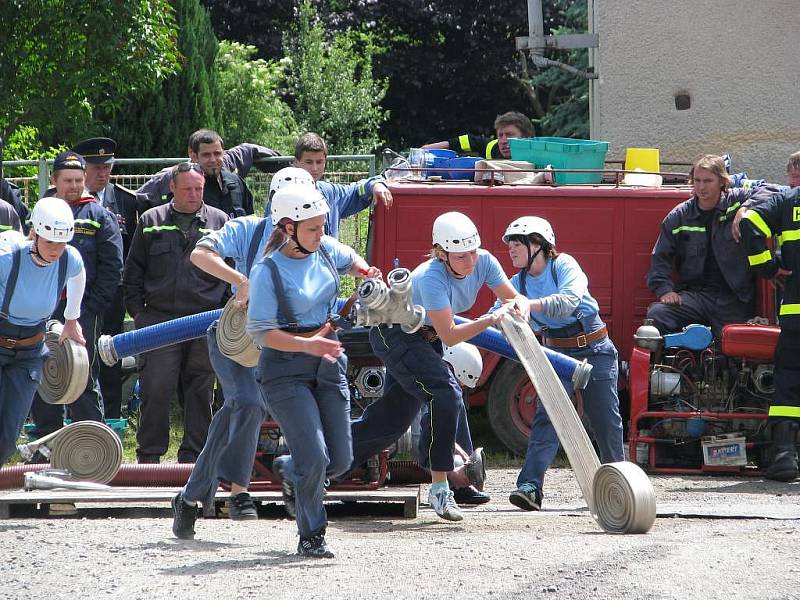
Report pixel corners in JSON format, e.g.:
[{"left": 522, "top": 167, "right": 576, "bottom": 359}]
[
  {"left": 17, "top": 421, "right": 122, "bottom": 484},
  {"left": 38, "top": 320, "right": 90, "bottom": 405},
  {"left": 499, "top": 313, "right": 656, "bottom": 534},
  {"left": 216, "top": 296, "right": 260, "bottom": 367}
]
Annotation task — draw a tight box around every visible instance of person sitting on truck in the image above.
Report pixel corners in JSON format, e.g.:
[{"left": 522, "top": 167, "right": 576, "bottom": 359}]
[
  {"left": 646, "top": 154, "right": 763, "bottom": 338},
  {"left": 347, "top": 212, "right": 530, "bottom": 522},
  {"left": 279, "top": 132, "right": 393, "bottom": 239},
  {"left": 499, "top": 216, "right": 624, "bottom": 511},
  {"left": 421, "top": 111, "right": 534, "bottom": 160}
]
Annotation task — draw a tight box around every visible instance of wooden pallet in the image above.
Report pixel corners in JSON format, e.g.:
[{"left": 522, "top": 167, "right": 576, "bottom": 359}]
[{"left": 0, "top": 486, "right": 420, "bottom": 519}]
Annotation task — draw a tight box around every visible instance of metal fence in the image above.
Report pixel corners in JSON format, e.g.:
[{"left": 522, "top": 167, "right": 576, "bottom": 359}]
[{"left": 2, "top": 154, "right": 376, "bottom": 260}]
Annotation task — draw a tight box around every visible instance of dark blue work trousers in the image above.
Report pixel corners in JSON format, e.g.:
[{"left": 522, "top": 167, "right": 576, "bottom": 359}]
[
  {"left": 256, "top": 342, "right": 352, "bottom": 539},
  {"left": 0, "top": 342, "right": 46, "bottom": 465},
  {"left": 350, "top": 325, "right": 464, "bottom": 473},
  {"left": 182, "top": 323, "right": 268, "bottom": 504},
  {"left": 646, "top": 289, "right": 753, "bottom": 339}
]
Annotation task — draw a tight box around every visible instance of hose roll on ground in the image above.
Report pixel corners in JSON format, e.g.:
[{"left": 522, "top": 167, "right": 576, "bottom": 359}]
[
  {"left": 216, "top": 297, "right": 260, "bottom": 367},
  {"left": 592, "top": 462, "right": 657, "bottom": 534},
  {"left": 50, "top": 421, "right": 123, "bottom": 484},
  {"left": 38, "top": 321, "right": 89, "bottom": 405}
]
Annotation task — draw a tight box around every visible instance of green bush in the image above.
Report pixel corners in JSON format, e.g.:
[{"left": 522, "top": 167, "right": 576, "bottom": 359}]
[
  {"left": 285, "top": 0, "right": 388, "bottom": 154},
  {"left": 215, "top": 41, "right": 299, "bottom": 153}
]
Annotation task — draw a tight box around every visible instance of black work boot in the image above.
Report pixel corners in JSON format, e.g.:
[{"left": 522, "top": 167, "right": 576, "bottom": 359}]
[
  {"left": 298, "top": 527, "right": 335, "bottom": 559},
  {"left": 228, "top": 492, "right": 259, "bottom": 521},
  {"left": 765, "top": 421, "right": 800, "bottom": 482},
  {"left": 171, "top": 492, "right": 198, "bottom": 539}
]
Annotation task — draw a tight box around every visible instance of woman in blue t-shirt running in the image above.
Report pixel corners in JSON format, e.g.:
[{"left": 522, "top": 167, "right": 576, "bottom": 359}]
[{"left": 0, "top": 197, "right": 86, "bottom": 465}]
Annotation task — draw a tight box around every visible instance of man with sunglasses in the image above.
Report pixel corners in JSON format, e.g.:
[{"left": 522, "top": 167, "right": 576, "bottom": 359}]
[
  {"left": 124, "top": 162, "right": 229, "bottom": 464},
  {"left": 137, "top": 129, "right": 279, "bottom": 218}
]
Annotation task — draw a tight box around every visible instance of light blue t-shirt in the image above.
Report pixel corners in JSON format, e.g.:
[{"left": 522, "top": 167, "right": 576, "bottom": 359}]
[
  {"left": 412, "top": 250, "right": 507, "bottom": 325},
  {"left": 247, "top": 236, "right": 356, "bottom": 338},
  {"left": 0, "top": 240, "right": 83, "bottom": 326},
  {"left": 195, "top": 215, "right": 271, "bottom": 289},
  {"left": 502, "top": 253, "right": 600, "bottom": 330}
]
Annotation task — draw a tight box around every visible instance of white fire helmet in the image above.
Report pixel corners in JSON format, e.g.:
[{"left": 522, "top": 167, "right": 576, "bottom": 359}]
[
  {"left": 270, "top": 184, "right": 330, "bottom": 225},
  {"left": 31, "top": 197, "right": 75, "bottom": 242},
  {"left": 269, "top": 166, "right": 315, "bottom": 200},
  {"left": 432, "top": 212, "right": 481, "bottom": 252},
  {"left": 502, "top": 216, "right": 555, "bottom": 246},
  {"left": 443, "top": 342, "right": 483, "bottom": 388}
]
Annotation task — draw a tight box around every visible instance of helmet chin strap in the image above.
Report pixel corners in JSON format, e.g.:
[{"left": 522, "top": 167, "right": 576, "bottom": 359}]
[
  {"left": 30, "top": 236, "right": 53, "bottom": 267},
  {"left": 444, "top": 254, "right": 466, "bottom": 279},
  {"left": 288, "top": 223, "right": 313, "bottom": 255},
  {"left": 526, "top": 245, "right": 543, "bottom": 271}
]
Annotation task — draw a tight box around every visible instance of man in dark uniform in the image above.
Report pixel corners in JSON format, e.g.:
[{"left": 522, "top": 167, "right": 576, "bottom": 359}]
[
  {"left": 136, "top": 129, "right": 280, "bottom": 217},
  {"left": 70, "top": 137, "right": 146, "bottom": 419},
  {"left": 0, "top": 180, "right": 29, "bottom": 233},
  {"left": 29, "top": 151, "right": 123, "bottom": 439},
  {"left": 0, "top": 197, "right": 22, "bottom": 234},
  {"left": 124, "top": 162, "right": 229, "bottom": 464},
  {"left": 741, "top": 183, "right": 800, "bottom": 481},
  {"left": 645, "top": 154, "right": 766, "bottom": 338},
  {"left": 422, "top": 111, "right": 535, "bottom": 160}
]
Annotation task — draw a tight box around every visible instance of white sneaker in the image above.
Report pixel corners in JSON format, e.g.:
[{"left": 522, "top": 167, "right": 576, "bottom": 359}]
[{"left": 428, "top": 487, "right": 463, "bottom": 522}]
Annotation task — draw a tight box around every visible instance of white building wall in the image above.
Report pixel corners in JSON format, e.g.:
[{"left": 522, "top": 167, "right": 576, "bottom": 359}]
[{"left": 590, "top": 0, "right": 800, "bottom": 182}]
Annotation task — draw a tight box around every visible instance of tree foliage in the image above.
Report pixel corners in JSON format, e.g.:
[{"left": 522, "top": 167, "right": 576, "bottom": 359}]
[
  {"left": 0, "top": 0, "right": 180, "bottom": 143},
  {"left": 2, "top": 126, "right": 66, "bottom": 177},
  {"left": 526, "top": 0, "right": 590, "bottom": 138},
  {"left": 106, "top": 0, "right": 220, "bottom": 158},
  {"left": 215, "top": 41, "right": 299, "bottom": 154},
  {"left": 284, "top": 1, "right": 388, "bottom": 154}
]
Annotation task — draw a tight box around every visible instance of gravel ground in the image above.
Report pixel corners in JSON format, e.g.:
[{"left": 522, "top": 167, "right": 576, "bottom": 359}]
[{"left": 1, "top": 468, "right": 799, "bottom": 600}]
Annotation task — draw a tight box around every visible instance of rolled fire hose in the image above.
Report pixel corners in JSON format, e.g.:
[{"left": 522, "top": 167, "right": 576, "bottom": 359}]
[
  {"left": 17, "top": 422, "right": 122, "bottom": 484},
  {"left": 216, "top": 296, "right": 260, "bottom": 367},
  {"left": 38, "top": 321, "right": 90, "bottom": 405},
  {"left": 499, "top": 313, "right": 656, "bottom": 534}
]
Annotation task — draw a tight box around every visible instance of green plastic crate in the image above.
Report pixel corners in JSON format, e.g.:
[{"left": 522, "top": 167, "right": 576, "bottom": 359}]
[
  {"left": 25, "top": 418, "right": 128, "bottom": 441},
  {"left": 509, "top": 136, "right": 609, "bottom": 184}
]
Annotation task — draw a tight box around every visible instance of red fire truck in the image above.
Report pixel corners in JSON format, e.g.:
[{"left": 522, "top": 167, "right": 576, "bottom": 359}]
[{"left": 361, "top": 179, "right": 777, "bottom": 474}]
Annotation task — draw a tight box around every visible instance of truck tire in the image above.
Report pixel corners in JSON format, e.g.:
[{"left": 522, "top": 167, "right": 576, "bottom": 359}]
[{"left": 487, "top": 360, "right": 538, "bottom": 456}]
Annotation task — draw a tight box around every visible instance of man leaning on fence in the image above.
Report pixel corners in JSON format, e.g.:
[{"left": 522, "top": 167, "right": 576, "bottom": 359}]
[
  {"left": 278, "top": 132, "right": 392, "bottom": 239},
  {"left": 136, "top": 129, "right": 279, "bottom": 218}
]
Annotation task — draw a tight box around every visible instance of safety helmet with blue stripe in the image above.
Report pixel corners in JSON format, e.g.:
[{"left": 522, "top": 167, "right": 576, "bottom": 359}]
[{"left": 31, "top": 197, "right": 75, "bottom": 242}]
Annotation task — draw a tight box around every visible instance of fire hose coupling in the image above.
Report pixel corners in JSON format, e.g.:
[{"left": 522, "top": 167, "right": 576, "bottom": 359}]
[
  {"left": 23, "top": 470, "right": 111, "bottom": 492},
  {"left": 353, "top": 268, "right": 426, "bottom": 333},
  {"left": 97, "top": 334, "right": 119, "bottom": 367}
]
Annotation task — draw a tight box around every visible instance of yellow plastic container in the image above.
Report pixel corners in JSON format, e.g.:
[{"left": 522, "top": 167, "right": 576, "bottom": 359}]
[
  {"left": 625, "top": 148, "right": 660, "bottom": 173},
  {"left": 624, "top": 148, "right": 662, "bottom": 186}
]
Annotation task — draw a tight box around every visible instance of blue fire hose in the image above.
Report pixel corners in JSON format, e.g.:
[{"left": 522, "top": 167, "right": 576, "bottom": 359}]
[
  {"left": 454, "top": 316, "right": 592, "bottom": 390},
  {"left": 97, "top": 310, "right": 222, "bottom": 367},
  {"left": 97, "top": 302, "right": 591, "bottom": 390}
]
